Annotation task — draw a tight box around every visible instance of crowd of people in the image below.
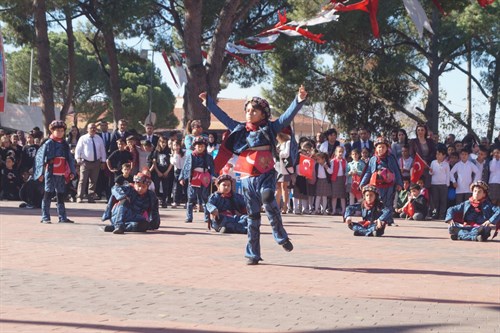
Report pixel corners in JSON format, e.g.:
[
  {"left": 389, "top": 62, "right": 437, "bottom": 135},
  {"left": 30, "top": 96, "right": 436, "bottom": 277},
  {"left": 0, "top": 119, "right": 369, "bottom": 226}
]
[{"left": 1, "top": 91, "right": 499, "bottom": 262}]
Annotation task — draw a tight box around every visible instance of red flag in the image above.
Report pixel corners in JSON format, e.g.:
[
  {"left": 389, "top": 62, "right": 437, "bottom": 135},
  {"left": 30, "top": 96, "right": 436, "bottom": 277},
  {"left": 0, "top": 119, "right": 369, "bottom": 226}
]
[
  {"left": 403, "top": 201, "right": 415, "bottom": 217},
  {"left": 299, "top": 154, "right": 315, "bottom": 180},
  {"left": 0, "top": 30, "right": 6, "bottom": 113},
  {"left": 477, "top": 0, "right": 495, "bottom": 7},
  {"left": 410, "top": 153, "right": 427, "bottom": 183}
]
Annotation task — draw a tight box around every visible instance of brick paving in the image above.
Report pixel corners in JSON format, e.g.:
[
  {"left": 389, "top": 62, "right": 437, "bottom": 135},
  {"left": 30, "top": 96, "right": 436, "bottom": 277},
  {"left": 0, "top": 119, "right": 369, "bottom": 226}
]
[{"left": 0, "top": 200, "right": 499, "bottom": 333}]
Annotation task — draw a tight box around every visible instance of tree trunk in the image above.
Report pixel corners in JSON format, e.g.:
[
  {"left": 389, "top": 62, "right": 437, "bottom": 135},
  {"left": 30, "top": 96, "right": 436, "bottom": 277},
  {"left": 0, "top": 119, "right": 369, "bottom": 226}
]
[
  {"left": 425, "top": 7, "right": 441, "bottom": 134},
  {"left": 487, "top": 53, "right": 499, "bottom": 142},
  {"left": 60, "top": 7, "right": 76, "bottom": 122},
  {"left": 182, "top": 0, "right": 209, "bottom": 129},
  {"left": 466, "top": 41, "right": 472, "bottom": 130},
  {"left": 102, "top": 27, "right": 123, "bottom": 125},
  {"left": 33, "top": 0, "right": 55, "bottom": 134}
]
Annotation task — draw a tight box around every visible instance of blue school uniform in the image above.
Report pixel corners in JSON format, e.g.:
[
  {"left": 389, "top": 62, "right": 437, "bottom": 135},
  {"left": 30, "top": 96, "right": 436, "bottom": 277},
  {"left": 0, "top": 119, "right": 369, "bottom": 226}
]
[
  {"left": 446, "top": 199, "right": 499, "bottom": 241},
  {"left": 179, "top": 152, "right": 215, "bottom": 222},
  {"left": 206, "top": 191, "right": 249, "bottom": 234},
  {"left": 33, "top": 138, "right": 76, "bottom": 222},
  {"left": 344, "top": 202, "right": 393, "bottom": 237},
  {"left": 205, "top": 95, "right": 305, "bottom": 262},
  {"left": 360, "top": 154, "right": 402, "bottom": 212},
  {"left": 102, "top": 185, "right": 160, "bottom": 232}
]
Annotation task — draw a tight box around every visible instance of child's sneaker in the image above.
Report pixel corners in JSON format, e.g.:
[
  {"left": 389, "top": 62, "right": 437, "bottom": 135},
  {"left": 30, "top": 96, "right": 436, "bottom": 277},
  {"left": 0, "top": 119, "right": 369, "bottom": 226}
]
[{"left": 171, "top": 203, "right": 177, "bottom": 208}]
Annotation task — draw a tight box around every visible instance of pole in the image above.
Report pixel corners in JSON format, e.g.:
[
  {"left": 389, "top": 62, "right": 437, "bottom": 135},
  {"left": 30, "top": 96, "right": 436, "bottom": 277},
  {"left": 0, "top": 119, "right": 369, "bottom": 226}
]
[
  {"left": 28, "top": 48, "right": 34, "bottom": 105},
  {"left": 148, "top": 50, "right": 154, "bottom": 122}
]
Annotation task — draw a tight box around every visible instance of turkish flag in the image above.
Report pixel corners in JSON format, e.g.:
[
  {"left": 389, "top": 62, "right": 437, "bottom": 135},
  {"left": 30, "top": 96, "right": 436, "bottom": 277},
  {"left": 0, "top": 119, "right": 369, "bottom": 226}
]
[
  {"left": 410, "top": 153, "right": 427, "bottom": 183},
  {"left": 403, "top": 202, "right": 415, "bottom": 217},
  {"left": 299, "top": 154, "right": 315, "bottom": 180}
]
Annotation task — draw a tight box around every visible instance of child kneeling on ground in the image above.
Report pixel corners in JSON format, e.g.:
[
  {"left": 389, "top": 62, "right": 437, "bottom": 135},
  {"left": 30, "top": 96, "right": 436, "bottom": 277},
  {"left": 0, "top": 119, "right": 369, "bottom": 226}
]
[
  {"left": 206, "top": 174, "right": 249, "bottom": 234},
  {"left": 101, "top": 172, "right": 160, "bottom": 234},
  {"left": 344, "top": 185, "right": 393, "bottom": 237},
  {"left": 395, "top": 183, "right": 428, "bottom": 220},
  {"left": 446, "top": 180, "right": 499, "bottom": 242}
]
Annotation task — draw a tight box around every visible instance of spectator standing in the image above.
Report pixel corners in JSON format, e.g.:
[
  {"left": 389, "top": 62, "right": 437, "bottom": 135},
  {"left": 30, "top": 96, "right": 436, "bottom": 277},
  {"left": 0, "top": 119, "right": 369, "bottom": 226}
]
[
  {"left": 66, "top": 126, "right": 80, "bottom": 151},
  {"left": 353, "top": 128, "right": 374, "bottom": 156},
  {"left": 319, "top": 128, "right": 343, "bottom": 158},
  {"left": 428, "top": 147, "right": 450, "bottom": 220},
  {"left": 391, "top": 129, "right": 409, "bottom": 160},
  {"left": 450, "top": 149, "right": 480, "bottom": 204},
  {"left": 75, "top": 123, "right": 107, "bottom": 203},
  {"left": 344, "top": 129, "right": 359, "bottom": 160},
  {"left": 488, "top": 147, "right": 500, "bottom": 205},
  {"left": 151, "top": 136, "right": 174, "bottom": 208},
  {"left": 141, "top": 123, "right": 159, "bottom": 148},
  {"left": 108, "top": 119, "right": 131, "bottom": 154},
  {"left": 409, "top": 124, "right": 436, "bottom": 188}
]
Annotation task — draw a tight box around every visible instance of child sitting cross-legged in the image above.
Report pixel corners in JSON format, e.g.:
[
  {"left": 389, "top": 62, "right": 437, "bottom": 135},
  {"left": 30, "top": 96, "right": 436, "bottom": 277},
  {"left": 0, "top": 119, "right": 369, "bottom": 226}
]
[
  {"left": 446, "top": 180, "right": 499, "bottom": 242},
  {"left": 206, "top": 174, "right": 249, "bottom": 234},
  {"left": 344, "top": 185, "right": 393, "bottom": 237},
  {"left": 101, "top": 172, "right": 160, "bottom": 234},
  {"left": 396, "top": 183, "right": 429, "bottom": 221}
]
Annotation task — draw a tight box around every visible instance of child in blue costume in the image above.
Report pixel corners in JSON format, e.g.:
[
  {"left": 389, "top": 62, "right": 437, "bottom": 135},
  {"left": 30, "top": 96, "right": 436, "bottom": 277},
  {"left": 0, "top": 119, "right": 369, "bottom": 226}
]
[
  {"left": 200, "top": 86, "right": 308, "bottom": 265},
  {"left": 101, "top": 172, "right": 160, "bottom": 234},
  {"left": 344, "top": 185, "right": 393, "bottom": 237},
  {"left": 33, "top": 120, "right": 76, "bottom": 223},
  {"left": 206, "top": 174, "right": 249, "bottom": 234},
  {"left": 360, "top": 137, "right": 403, "bottom": 219},
  {"left": 179, "top": 136, "right": 216, "bottom": 223},
  {"left": 446, "top": 180, "right": 499, "bottom": 241}
]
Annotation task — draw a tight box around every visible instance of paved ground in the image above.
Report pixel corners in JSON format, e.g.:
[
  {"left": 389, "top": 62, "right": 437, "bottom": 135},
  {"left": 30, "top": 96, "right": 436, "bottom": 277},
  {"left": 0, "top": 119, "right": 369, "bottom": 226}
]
[{"left": 0, "top": 200, "right": 499, "bottom": 333}]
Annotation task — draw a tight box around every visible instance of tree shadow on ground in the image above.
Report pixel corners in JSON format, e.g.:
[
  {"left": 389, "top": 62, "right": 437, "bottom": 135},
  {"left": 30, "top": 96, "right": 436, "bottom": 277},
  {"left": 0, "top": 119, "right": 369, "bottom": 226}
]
[
  {"left": 365, "top": 296, "right": 500, "bottom": 307},
  {"left": 264, "top": 264, "right": 500, "bottom": 278},
  {"left": 0, "top": 319, "right": 452, "bottom": 333}
]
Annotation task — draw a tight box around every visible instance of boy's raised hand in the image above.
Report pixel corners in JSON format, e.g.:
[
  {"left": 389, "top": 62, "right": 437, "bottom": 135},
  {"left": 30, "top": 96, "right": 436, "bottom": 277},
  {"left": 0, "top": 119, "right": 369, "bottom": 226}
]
[{"left": 298, "top": 85, "right": 308, "bottom": 100}]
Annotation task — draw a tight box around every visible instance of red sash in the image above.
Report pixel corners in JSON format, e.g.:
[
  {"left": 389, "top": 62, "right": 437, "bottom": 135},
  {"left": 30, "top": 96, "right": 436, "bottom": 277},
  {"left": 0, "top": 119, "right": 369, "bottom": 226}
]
[
  {"left": 191, "top": 170, "right": 211, "bottom": 188},
  {"left": 234, "top": 150, "right": 274, "bottom": 176},
  {"left": 52, "top": 157, "right": 66, "bottom": 176}
]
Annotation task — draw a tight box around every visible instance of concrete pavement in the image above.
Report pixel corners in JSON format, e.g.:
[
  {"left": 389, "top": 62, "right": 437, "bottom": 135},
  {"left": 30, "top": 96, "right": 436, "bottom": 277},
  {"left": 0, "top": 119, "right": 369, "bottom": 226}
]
[{"left": 0, "top": 200, "right": 499, "bottom": 332}]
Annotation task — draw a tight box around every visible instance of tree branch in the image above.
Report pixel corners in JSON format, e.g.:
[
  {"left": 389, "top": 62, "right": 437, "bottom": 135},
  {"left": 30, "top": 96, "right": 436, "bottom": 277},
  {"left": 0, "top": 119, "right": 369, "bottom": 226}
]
[{"left": 449, "top": 61, "right": 491, "bottom": 100}]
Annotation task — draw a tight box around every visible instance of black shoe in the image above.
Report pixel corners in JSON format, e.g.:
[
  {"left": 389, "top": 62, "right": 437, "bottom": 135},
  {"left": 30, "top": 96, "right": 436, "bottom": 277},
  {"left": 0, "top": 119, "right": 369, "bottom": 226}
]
[
  {"left": 450, "top": 234, "right": 458, "bottom": 240},
  {"left": 40, "top": 220, "right": 51, "bottom": 224},
  {"left": 113, "top": 227, "right": 125, "bottom": 234},
  {"left": 246, "top": 258, "right": 259, "bottom": 265},
  {"left": 185, "top": 219, "right": 192, "bottom": 223},
  {"left": 19, "top": 202, "right": 27, "bottom": 208},
  {"left": 101, "top": 225, "right": 115, "bottom": 232},
  {"left": 161, "top": 202, "right": 168, "bottom": 208},
  {"left": 59, "top": 219, "right": 74, "bottom": 223},
  {"left": 282, "top": 239, "right": 294, "bottom": 252}
]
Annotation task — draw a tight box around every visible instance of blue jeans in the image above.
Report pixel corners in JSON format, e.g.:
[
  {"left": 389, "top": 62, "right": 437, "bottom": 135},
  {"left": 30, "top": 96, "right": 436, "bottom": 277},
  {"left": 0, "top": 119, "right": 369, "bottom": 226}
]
[
  {"left": 242, "top": 170, "right": 289, "bottom": 260},
  {"left": 186, "top": 185, "right": 210, "bottom": 221},
  {"left": 449, "top": 225, "right": 491, "bottom": 241},
  {"left": 352, "top": 222, "right": 385, "bottom": 237},
  {"left": 212, "top": 215, "right": 248, "bottom": 234},
  {"left": 41, "top": 175, "right": 68, "bottom": 221}
]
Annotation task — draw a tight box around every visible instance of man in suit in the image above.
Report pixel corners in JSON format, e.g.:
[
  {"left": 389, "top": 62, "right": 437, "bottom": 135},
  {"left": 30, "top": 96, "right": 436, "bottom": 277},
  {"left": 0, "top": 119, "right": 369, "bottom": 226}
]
[
  {"left": 344, "top": 129, "right": 360, "bottom": 161},
  {"left": 141, "top": 123, "right": 159, "bottom": 148},
  {"left": 98, "top": 121, "right": 112, "bottom": 153},
  {"left": 353, "top": 127, "right": 374, "bottom": 156},
  {"left": 108, "top": 119, "right": 131, "bottom": 154}
]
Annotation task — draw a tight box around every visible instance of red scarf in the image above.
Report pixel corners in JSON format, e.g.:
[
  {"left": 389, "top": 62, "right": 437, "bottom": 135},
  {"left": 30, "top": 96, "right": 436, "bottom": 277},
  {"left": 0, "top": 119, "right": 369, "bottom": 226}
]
[
  {"left": 221, "top": 191, "right": 233, "bottom": 198},
  {"left": 376, "top": 151, "right": 388, "bottom": 164},
  {"left": 331, "top": 158, "right": 346, "bottom": 181},
  {"left": 469, "top": 197, "right": 485, "bottom": 213},
  {"left": 192, "top": 150, "right": 206, "bottom": 157},
  {"left": 363, "top": 200, "right": 375, "bottom": 211},
  {"left": 245, "top": 120, "right": 267, "bottom": 132},
  {"left": 50, "top": 134, "right": 64, "bottom": 143}
]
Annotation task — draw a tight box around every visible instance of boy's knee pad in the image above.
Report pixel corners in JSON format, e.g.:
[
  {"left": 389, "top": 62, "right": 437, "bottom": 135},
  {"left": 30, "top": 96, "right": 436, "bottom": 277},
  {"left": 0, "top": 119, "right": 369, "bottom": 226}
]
[{"left": 261, "top": 190, "right": 275, "bottom": 204}]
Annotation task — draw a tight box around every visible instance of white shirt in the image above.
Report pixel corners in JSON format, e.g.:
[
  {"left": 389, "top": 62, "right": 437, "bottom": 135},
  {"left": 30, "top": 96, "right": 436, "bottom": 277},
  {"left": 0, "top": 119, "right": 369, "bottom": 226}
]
[
  {"left": 450, "top": 160, "right": 480, "bottom": 194},
  {"left": 75, "top": 134, "right": 107, "bottom": 162},
  {"left": 170, "top": 153, "right": 186, "bottom": 171},
  {"left": 317, "top": 162, "right": 333, "bottom": 179},
  {"left": 429, "top": 160, "right": 450, "bottom": 185},
  {"left": 489, "top": 158, "right": 500, "bottom": 184}
]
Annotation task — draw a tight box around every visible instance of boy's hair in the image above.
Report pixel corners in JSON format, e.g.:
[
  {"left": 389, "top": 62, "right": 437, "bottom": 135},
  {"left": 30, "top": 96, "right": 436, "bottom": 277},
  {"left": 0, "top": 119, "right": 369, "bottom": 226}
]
[
  {"left": 478, "top": 145, "right": 489, "bottom": 154},
  {"left": 116, "top": 138, "right": 126, "bottom": 144},
  {"left": 141, "top": 140, "right": 153, "bottom": 148},
  {"left": 459, "top": 149, "right": 469, "bottom": 155},
  {"left": 121, "top": 163, "right": 132, "bottom": 170},
  {"left": 314, "top": 152, "right": 329, "bottom": 161},
  {"left": 449, "top": 152, "right": 459, "bottom": 159},
  {"left": 402, "top": 176, "right": 411, "bottom": 183},
  {"left": 436, "top": 146, "right": 447, "bottom": 155},
  {"left": 402, "top": 144, "right": 410, "bottom": 150},
  {"left": 409, "top": 184, "right": 421, "bottom": 191},
  {"left": 350, "top": 148, "right": 360, "bottom": 155}
]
